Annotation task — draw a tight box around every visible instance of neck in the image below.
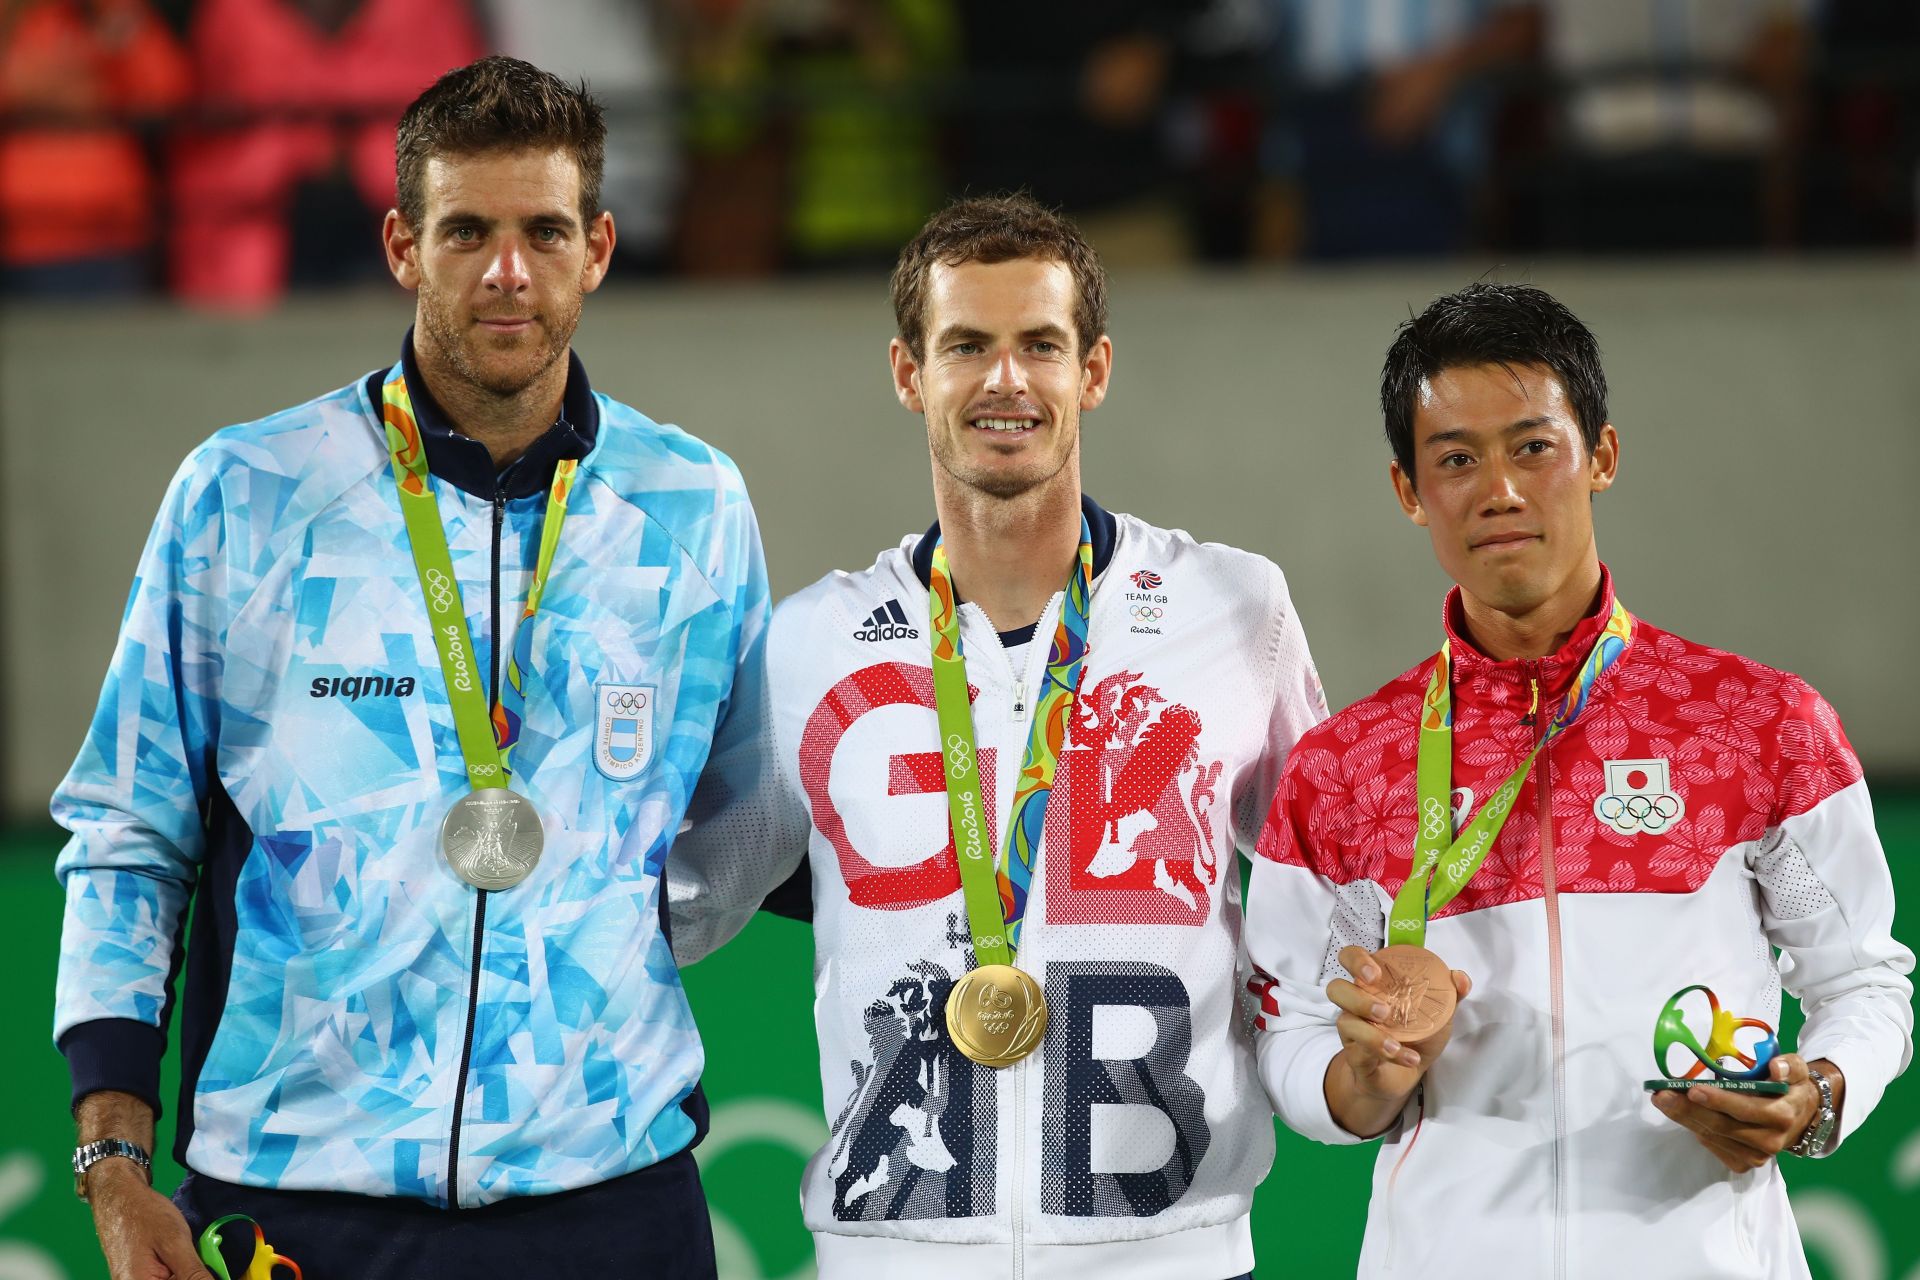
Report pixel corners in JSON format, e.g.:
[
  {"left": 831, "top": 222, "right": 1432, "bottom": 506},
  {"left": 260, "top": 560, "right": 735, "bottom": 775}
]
[
  {"left": 412, "top": 330, "right": 567, "bottom": 469},
  {"left": 932, "top": 466, "right": 1083, "bottom": 633},
  {"left": 1458, "top": 556, "right": 1604, "bottom": 662}
]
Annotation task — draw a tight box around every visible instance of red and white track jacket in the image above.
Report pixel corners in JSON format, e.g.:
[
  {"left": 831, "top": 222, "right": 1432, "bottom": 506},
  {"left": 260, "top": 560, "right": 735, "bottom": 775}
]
[
  {"left": 1247, "top": 569, "right": 1913, "bottom": 1280},
  {"left": 672, "top": 501, "right": 1327, "bottom": 1280}
]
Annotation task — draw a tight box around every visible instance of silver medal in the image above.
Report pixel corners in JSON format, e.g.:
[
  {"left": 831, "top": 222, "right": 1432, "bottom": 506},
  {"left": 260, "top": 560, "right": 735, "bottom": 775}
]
[{"left": 440, "top": 789, "right": 544, "bottom": 890}]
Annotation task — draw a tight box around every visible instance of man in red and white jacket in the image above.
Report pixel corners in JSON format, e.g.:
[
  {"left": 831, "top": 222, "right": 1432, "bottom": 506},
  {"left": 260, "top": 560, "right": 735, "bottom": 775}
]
[
  {"left": 671, "top": 194, "right": 1326, "bottom": 1279},
  {"left": 1247, "top": 282, "right": 1913, "bottom": 1279}
]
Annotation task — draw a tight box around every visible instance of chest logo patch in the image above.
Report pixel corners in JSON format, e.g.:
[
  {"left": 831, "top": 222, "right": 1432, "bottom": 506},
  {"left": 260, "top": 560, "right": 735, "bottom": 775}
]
[
  {"left": 1594, "top": 758, "right": 1684, "bottom": 835},
  {"left": 594, "top": 683, "right": 656, "bottom": 781}
]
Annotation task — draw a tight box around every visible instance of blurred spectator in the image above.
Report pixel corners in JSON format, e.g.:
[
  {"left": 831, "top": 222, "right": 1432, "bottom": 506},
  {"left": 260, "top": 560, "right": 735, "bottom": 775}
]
[
  {"left": 167, "top": 0, "right": 482, "bottom": 308},
  {"left": 1264, "top": 0, "right": 1540, "bottom": 259},
  {"left": 1802, "top": 0, "right": 1918, "bottom": 248},
  {"left": 1535, "top": 0, "right": 1809, "bottom": 251},
  {"left": 779, "top": 0, "right": 954, "bottom": 269},
  {"left": 477, "top": 0, "right": 678, "bottom": 270},
  {"left": 0, "top": 0, "right": 189, "bottom": 296},
  {"left": 665, "top": 0, "right": 787, "bottom": 277},
  {"left": 951, "top": 2, "right": 1195, "bottom": 218},
  {"left": 665, "top": 0, "right": 952, "bottom": 277}
]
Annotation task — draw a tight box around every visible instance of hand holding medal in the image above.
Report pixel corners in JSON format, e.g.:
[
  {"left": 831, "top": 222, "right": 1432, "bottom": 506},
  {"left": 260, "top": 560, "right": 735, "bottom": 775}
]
[
  {"left": 1328, "top": 943, "right": 1471, "bottom": 1100},
  {"left": 1329, "top": 602, "right": 1633, "bottom": 1121}
]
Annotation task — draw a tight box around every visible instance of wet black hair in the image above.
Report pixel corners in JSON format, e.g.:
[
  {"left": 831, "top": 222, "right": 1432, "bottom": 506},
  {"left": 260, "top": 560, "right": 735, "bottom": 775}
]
[{"left": 1381, "top": 282, "right": 1608, "bottom": 487}]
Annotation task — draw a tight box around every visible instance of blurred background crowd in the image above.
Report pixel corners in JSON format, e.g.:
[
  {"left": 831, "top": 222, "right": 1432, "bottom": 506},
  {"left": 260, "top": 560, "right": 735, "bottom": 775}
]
[{"left": 2, "top": 0, "right": 1917, "bottom": 307}]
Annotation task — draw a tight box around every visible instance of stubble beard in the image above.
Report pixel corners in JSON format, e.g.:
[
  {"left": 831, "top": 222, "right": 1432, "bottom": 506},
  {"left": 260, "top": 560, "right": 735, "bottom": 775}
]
[
  {"left": 417, "top": 278, "right": 583, "bottom": 401},
  {"left": 929, "top": 409, "right": 1076, "bottom": 502}
]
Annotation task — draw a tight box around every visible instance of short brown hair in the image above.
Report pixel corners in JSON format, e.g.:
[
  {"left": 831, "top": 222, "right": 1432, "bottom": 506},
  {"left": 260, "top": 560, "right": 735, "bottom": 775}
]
[
  {"left": 891, "top": 194, "right": 1109, "bottom": 361},
  {"left": 394, "top": 55, "right": 607, "bottom": 231}
]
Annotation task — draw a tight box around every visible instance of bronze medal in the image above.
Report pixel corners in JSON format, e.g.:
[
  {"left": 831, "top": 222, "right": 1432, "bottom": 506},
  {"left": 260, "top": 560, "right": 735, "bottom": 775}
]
[
  {"left": 1367, "top": 944, "right": 1457, "bottom": 1042},
  {"left": 946, "top": 964, "right": 1048, "bottom": 1067}
]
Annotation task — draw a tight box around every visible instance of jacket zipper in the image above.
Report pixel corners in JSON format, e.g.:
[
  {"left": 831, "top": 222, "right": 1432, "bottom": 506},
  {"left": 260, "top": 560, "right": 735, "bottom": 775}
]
[
  {"left": 1011, "top": 1058, "right": 1028, "bottom": 1280},
  {"left": 996, "top": 602, "right": 1053, "bottom": 1279},
  {"left": 445, "top": 489, "right": 506, "bottom": 1206},
  {"left": 1530, "top": 667, "right": 1569, "bottom": 1279}
]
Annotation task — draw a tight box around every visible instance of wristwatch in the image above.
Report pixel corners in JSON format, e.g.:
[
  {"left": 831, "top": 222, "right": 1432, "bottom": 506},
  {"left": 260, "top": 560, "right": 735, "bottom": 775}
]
[
  {"left": 72, "top": 1138, "right": 152, "bottom": 1200},
  {"left": 1787, "top": 1064, "right": 1837, "bottom": 1159}
]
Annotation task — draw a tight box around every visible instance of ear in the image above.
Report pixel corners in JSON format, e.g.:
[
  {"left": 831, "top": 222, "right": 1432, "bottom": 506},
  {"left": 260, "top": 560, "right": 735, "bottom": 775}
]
[
  {"left": 1390, "top": 459, "right": 1428, "bottom": 527},
  {"left": 1079, "top": 334, "right": 1113, "bottom": 412},
  {"left": 889, "top": 337, "right": 925, "bottom": 413},
  {"left": 1588, "top": 423, "right": 1620, "bottom": 494},
  {"left": 581, "top": 210, "right": 617, "bottom": 293},
  {"left": 383, "top": 209, "right": 420, "bottom": 291}
]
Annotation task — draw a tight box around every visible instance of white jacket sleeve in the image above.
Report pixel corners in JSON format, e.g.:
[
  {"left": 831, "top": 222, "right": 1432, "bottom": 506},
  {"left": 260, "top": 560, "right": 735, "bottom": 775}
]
[
  {"left": 1754, "top": 688, "right": 1914, "bottom": 1150},
  {"left": 668, "top": 606, "right": 811, "bottom": 965},
  {"left": 1245, "top": 749, "right": 1379, "bottom": 1146}
]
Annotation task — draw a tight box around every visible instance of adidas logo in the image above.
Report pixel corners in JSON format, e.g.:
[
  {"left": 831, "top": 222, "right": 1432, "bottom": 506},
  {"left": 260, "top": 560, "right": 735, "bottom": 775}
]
[{"left": 854, "top": 599, "right": 919, "bottom": 642}]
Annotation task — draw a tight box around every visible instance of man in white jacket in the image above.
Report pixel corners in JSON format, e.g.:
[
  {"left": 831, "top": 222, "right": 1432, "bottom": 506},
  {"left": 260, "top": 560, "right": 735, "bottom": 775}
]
[
  {"left": 1247, "top": 281, "right": 1913, "bottom": 1278},
  {"left": 670, "top": 193, "right": 1327, "bottom": 1279}
]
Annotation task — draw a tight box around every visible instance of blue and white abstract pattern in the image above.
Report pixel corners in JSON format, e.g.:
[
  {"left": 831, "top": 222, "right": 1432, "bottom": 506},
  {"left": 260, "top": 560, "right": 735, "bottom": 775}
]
[{"left": 53, "top": 375, "right": 768, "bottom": 1206}]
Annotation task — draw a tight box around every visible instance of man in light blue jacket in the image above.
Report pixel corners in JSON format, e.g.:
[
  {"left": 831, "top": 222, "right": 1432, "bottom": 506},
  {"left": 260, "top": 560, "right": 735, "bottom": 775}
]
[{"left": 54, "top": 55, "right": 766, "bottom": 1280}]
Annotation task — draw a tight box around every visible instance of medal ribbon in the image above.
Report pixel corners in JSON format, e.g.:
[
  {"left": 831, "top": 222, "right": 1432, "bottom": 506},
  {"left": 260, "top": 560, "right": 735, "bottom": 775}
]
[
  {"left": 928, "top": 516, "right": 1094, "bottom": 965},
  {"left": 381, "top": 366, "right": 577, "bottom": 788},
  {"left": 1388, "top": 598, "right": 1633, "bottom": 946}
]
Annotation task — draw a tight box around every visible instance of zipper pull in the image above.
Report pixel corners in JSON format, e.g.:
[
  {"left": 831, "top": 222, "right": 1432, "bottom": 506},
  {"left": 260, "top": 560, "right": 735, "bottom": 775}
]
[{"left": 1012, "top": 680, "right": 1029, "bottom": 722}]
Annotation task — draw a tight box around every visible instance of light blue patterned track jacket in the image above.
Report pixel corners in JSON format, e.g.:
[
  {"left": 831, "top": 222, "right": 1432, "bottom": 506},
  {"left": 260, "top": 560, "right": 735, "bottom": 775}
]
[{"left": 52, "top": 343, "right": 768, "bottom": 1207}]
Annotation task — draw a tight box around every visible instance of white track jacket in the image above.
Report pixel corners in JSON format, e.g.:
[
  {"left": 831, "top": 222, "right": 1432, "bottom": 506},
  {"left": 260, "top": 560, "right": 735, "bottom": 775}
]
[{"left": 671, "top": 500, "right": 1327, "bottom": 1280}]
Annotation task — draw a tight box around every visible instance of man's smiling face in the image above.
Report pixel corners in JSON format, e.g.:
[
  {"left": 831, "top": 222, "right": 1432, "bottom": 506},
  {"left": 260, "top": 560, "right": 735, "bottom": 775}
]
[{"left": 896, "top": 257, "right": 1110, "bottom": 500}]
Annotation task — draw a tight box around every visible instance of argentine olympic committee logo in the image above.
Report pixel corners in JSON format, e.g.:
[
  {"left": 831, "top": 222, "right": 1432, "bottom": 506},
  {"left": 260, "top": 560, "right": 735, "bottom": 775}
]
[
  {"left": 1593, "top": 758, "right": 1685, "bottom": 835},
  {"left": 594, "top": 682, "right": 656, "bottom": 781}
]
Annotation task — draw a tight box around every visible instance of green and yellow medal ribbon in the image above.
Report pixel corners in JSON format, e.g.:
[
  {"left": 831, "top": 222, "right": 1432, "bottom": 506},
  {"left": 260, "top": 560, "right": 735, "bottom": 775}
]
[
  {"left": 928, "top": 517, "right": 1094, "bottom": 965},
  {"left": 1388, "top": 598, "right": 1633, "bottom": 945},
  {"left": 380, "top": 365, "right": 576, "bottom": 790}
]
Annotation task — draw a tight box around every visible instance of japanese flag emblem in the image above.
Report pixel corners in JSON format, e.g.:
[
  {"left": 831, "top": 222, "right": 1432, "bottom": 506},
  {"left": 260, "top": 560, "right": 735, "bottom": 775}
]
[
  {"left": 595, "top": 683, "right": 656, "bottom": 781},
  {"left": 1593, "top": 758, "right": 1685, "bottom": 835}
]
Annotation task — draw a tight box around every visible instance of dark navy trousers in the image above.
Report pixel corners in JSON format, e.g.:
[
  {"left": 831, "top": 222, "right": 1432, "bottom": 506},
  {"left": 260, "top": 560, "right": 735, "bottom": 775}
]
[{"left": 174, "top": 1150, "right": 716, "bottom": 1279}]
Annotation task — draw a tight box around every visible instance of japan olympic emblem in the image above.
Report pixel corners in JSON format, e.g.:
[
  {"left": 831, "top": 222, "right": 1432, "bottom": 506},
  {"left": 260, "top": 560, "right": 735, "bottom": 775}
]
[
  {"left": 594, "top": 682, "right": 657, "bottom": 781},
  {"left": 1593, "top": 758, "right": 1685, "bottom": 835}
]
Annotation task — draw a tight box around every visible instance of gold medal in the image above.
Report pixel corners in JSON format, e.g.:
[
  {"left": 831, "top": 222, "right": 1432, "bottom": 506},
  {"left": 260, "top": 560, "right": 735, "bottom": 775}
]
[{"left": 946, "top": 964, "right": 1047, "bottom": 1067}]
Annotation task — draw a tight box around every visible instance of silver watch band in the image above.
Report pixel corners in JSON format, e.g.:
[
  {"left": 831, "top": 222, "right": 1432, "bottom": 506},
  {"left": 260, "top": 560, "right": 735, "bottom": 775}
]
[
  {"left": 72, "top": 1138, "right": 153, "bottom": 1200},
  {"left": 1788, "top": 1064, "right": 1836, "bottom": 1159}
]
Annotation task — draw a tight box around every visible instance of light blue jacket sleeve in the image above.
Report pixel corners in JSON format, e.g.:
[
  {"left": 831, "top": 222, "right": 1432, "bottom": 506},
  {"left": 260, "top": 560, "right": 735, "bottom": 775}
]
[{"left": 51, "top": 446, "right": 237, "bottom": 1090}]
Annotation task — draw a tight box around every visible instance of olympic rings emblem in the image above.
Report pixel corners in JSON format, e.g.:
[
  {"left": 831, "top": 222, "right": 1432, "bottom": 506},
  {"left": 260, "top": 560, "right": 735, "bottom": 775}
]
[
  {"left": 605, "top": 690, "right": 650, "bottom": 712},
  {"left": 946, "top": 733, "right": 974, "bottom": 778},
  {"left": 470, "top": 763, "right": 500, "bottom": 777},
  {"left": 425, "top": 568, "right": 457, "bottom": 614},
  {"left": 1420, "top": 797, "right": 1447, "bottom": 841},
  {"left": 1130, "top": 605, "right": 1164, "bottom": 620}
]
